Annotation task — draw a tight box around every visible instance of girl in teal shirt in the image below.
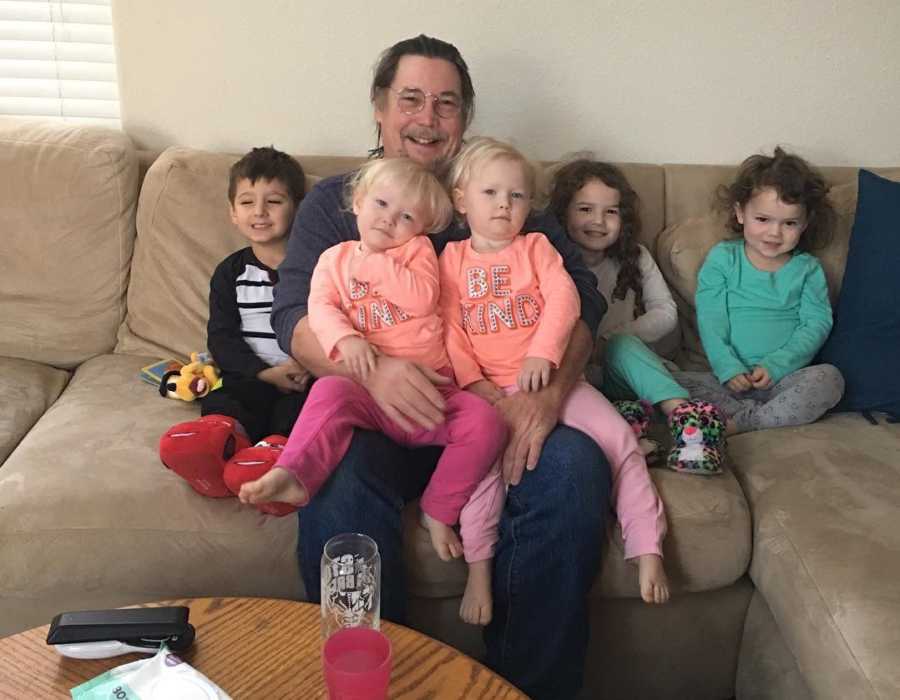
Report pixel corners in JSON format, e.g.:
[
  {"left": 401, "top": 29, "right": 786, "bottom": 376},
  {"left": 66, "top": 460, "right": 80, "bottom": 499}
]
[
  {"left": 691, "top": 147, "right": 844, "bottom": 433},
  {"left": 603, "top": 148, "right": 844, "bottom": 470}
]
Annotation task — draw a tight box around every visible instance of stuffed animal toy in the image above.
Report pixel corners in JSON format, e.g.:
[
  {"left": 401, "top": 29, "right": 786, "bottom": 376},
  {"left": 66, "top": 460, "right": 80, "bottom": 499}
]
[
  {"left": 159, "top": 352, "right": 222, "bottom": 401},
  {"left": 666, "top": 400, "right": 726, "bottom": 474}
]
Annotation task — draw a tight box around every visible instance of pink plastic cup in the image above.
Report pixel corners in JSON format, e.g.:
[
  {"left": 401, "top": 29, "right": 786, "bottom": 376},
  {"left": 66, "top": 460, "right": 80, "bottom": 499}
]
[{"left": 322, "top": 627, "right": 392, "bottom": 700}]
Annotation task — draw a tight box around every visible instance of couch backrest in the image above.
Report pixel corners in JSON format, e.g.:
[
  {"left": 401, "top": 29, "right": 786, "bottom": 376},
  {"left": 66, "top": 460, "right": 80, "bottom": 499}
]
[
  {"left": 0, "top": 119, "right": 138, "bottom": 369},
  {"left": 117, "top": 147, "right": 666, "bottom": 362}
]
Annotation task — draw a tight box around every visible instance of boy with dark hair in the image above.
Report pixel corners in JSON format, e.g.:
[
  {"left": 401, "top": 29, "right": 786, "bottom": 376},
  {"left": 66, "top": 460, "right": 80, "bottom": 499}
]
[{"left": 159, "top": 146, "right": 310, "bottom": 500}]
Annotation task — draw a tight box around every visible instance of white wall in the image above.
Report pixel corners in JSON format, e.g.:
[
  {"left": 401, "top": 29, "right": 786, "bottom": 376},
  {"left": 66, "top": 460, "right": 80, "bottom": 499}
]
[{"left": 113, "top": 0, "right": 900, "bottom": 165}]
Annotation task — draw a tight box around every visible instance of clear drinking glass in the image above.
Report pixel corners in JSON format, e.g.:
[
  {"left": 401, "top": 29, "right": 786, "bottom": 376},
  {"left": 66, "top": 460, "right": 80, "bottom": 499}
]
[{"left": 321, "top": 533, "right": 381, "bottom": 640}]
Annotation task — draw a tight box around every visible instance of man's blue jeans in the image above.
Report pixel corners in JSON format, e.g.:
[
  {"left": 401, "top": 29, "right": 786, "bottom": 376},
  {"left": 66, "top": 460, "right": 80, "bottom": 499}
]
[{"left": 297, "top": 425, "right": 611, "bottom": 700}]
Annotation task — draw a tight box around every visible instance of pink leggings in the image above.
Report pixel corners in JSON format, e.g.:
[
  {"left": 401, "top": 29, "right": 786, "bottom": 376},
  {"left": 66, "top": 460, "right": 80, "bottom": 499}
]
[
  {"left": 459, "top": 380, "right": 665, "bottom": 563},
  {"left": 277, "top": 373, "right": 507, "bottom": 527}
]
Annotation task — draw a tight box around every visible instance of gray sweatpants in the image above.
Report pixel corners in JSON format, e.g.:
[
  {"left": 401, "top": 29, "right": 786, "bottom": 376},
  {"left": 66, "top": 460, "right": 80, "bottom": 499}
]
[{"left": 671, "top": 364, "right": 845, "bottom": 434}]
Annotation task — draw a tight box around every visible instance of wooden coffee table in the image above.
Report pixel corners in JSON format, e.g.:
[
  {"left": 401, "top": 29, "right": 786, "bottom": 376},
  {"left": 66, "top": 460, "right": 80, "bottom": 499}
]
[{"left": 0, "top": 596, "right": 527, "bottom": 698}]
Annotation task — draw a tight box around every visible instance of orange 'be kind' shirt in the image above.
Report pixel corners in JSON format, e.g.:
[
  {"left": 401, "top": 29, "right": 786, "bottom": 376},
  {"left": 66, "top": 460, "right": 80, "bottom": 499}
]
[
  {"left": 439, "top": 232, "right": 581, "bottom": 388},
  {"left": 308, "top": 235, "right": 449, "bottom": 371}
]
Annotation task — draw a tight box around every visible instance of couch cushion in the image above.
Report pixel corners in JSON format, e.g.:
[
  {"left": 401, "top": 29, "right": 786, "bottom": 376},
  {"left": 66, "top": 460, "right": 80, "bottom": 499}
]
[
  {"left": 730, "top": 413, "right": 900, "bottom": 700},
  {"left": 654, "top": 211, "right": 728, "bottom": 370},
  {"left": 0, "top": 119, "right": 138, "bottom": 368},
  {"left": 0, "top": 353, "right": 301, "bottom": 636},
  {"left": 0, "top": 357, "right": 69, "bottom": 465},
  {"left": 819, "top": 170, "right": 900, "bottom": 418},
  {"left": 115, "top": 147, "right": 320, "bottom": 361}
]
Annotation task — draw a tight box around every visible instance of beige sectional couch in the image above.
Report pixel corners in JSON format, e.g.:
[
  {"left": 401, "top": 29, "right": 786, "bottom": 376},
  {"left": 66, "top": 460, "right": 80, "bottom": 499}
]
[{"left": 1, "top": 118, "right": 897, "bottom": 700}]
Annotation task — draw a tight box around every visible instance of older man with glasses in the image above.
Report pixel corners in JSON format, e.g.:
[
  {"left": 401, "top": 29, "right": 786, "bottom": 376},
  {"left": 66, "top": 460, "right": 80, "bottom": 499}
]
[{"left": 271, "top": 34, "right": 611, "bottom": 700}]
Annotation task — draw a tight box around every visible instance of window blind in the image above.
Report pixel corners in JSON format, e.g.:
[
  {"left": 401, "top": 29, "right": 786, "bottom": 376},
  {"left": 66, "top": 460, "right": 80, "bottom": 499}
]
[{"left": 0, "top": 0, "right": 120, "bottom": 127}]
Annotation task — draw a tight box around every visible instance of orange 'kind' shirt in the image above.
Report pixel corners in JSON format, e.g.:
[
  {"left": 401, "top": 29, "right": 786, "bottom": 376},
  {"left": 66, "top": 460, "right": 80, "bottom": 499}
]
[
  {"left": 308, "top": 236, "right": 449, "bottom": 371},
  {"left": 438, "top": 233, "right": 580, "bottom": 387}
]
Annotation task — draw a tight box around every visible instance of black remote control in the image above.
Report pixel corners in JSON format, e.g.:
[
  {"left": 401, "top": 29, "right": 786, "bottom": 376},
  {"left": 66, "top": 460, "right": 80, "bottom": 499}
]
[{"left": 46, "top": 606, "right": 194, "bottom": 653}]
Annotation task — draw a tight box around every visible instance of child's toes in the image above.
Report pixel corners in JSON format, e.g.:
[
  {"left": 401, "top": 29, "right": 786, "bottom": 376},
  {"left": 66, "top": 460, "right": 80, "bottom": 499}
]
[
  {"left": 460, "top": 604, "right": 474, "bottom": 624},
  {"left": 238, "top": 482, "right": 257, "bottom": 503},
  {"left": 478, "top": 604, "right": 492, "bottom": 626}
]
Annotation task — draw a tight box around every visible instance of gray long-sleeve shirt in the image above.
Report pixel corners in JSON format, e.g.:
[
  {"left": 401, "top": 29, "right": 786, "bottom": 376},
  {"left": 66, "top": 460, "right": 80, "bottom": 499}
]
[{"left": 271, "top": 172, "right": 606, "bottom": 355}]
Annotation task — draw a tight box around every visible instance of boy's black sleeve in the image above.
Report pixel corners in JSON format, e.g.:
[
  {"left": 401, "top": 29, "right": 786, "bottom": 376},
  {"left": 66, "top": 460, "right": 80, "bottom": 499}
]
[
  {"left": 207, "top": 253, "right": 269, "bottom": 379},
  {"left": 525, "top": 209, "right": 607, "bottom": 335}
]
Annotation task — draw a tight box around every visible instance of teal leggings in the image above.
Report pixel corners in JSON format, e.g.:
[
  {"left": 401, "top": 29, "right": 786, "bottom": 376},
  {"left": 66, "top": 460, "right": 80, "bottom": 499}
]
[{"left": 597, "top": 334, "right": 690, "bottom": 405}]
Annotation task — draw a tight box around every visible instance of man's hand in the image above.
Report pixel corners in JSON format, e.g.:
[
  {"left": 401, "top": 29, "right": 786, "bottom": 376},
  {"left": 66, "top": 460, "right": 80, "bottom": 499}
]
[
  {"left": 748, "top": 365, "right": 772, "bottom": 390},
  {"left": 494, "top": 320, "right": 592, "bottom": 486},
  {"left": 494, "top": 386, "right": 563, "bottom": 486},
  {"left": 466, "top": 379, "right": 505, "bottom": 405},
  {"left": 258, "top": 358, "right": 311, "bottom": 394},
  {"left": 726, "top": 372, "right": 753, "bottom": 393},
  {"left": 336, "top": 335, "right": 377, "bottom": 383},
  {"left": 517, "top": 357, "right": 552, "bottom": 393},
  {"left": 363, "top": 355, "right": 450, "bottom": 432},
  {"left": 288, "top": 317, "right": 448, "bottom": 431}
]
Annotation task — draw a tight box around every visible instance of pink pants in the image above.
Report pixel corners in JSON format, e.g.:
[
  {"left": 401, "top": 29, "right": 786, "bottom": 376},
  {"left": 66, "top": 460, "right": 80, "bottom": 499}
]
[
  {"left": 460, "top": 380, "right": 666, "bottom": 563},
  {"left": 277, "top": 372, "right": 507, "bottom": 529}
]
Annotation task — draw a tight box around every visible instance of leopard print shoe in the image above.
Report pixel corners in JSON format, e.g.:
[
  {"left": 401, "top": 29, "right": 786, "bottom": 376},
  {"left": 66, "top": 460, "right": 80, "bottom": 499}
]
[
  {"left": 666, "top": 400, "right": 726, "bottom": 475},
  {"left": 614, "top": 399, "right": 653, "bottom": 438}
]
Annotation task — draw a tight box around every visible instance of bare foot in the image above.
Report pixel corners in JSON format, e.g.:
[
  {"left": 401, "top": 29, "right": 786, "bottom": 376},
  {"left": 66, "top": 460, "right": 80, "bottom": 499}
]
[
  {"left": 638, "top": 554, "right": 670, "bottom": 604},
  {"left": 420, "top": 511, "right": 462, "bottom": 561},
  {"left": 725, "top": 418, "right": 738, "bottom": 436},
  {"left": 238, "top": 466, "right": 308, "bottom": 506},
  {"left": 639, "top": 437, "right": 660, "bottom": 463},
  {"left": 460, "top": 559, "right": 492, "bottom": 625}
]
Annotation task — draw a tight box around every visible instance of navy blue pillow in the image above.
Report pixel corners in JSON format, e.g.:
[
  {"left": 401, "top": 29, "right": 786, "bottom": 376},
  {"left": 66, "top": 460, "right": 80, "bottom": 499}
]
[{"left": 819, "top": 169, "right": 900, "bottom": 419}]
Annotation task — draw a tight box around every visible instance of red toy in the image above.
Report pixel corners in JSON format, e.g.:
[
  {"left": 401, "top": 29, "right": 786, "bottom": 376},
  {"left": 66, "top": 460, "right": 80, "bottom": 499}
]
[{"left": 158, "top": 414, "right": 250, "bottom": 497}]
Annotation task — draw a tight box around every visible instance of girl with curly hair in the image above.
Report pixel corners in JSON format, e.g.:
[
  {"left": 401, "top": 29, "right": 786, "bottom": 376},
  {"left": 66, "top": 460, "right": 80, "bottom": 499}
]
[
  {"left": 690, "top": 147, "right": 844, "bottom": 433},
  {"left": 550, "top": 157, "right": 729, "bottom": 476},
  {"left": 549, "top": 158, "right": 677, "bottom": 351}
]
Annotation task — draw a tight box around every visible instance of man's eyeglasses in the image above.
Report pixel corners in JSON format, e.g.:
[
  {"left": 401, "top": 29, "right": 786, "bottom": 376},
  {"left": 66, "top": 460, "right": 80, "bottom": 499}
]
[{"left": 390, "top": 87, "right": 462, "bottom": 118}]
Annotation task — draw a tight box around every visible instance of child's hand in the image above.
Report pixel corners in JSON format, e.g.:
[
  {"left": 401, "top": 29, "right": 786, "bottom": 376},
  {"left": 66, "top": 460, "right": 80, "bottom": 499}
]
[
  {"left": 637, "top": 554, "right": 670, "bottom": 604},
  {"left": 726, "top": 373, "right": 753, "bottom": 393},
  {"left": 258, "top": 359, "right": 310, "bottom": 394},
  {"left": 748, "top": 365, "right": 773, "bottom": 390},
  {"left": 467, "top": 379, "right": 505, "bottom": 405},
  {"left": 336, "top": 336, "right": 377, "bottom": 383},
  {"left": 518, "top": 357, "right": 552, "bottom": 393}
]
